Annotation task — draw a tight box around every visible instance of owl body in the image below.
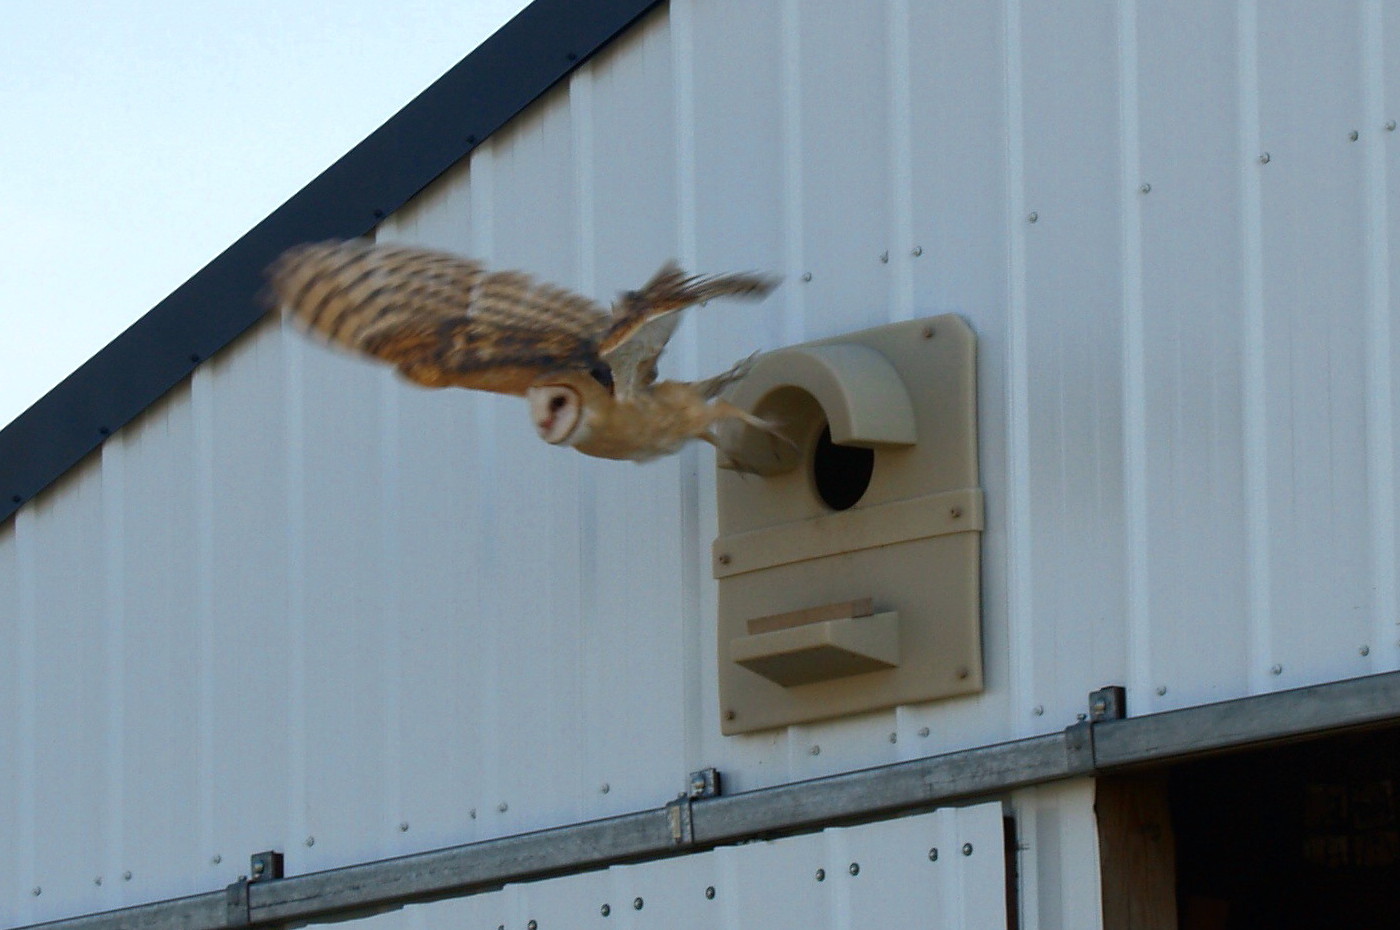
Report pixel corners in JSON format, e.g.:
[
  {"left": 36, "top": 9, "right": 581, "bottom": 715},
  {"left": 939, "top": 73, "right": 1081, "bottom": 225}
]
[{"left": 268, "top": 239, "right": 785, "bottom": 469}]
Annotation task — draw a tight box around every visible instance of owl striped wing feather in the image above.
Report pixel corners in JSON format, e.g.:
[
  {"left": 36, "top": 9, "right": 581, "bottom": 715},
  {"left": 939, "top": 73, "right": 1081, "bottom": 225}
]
[{"left": 267, "top": 239, "right": 610, "bottom": 396}]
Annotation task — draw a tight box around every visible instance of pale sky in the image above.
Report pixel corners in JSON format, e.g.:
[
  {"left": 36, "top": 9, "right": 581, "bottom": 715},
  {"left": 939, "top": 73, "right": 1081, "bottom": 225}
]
[{"left": 0, "top": 1, "right": 529, "bottom": 430}]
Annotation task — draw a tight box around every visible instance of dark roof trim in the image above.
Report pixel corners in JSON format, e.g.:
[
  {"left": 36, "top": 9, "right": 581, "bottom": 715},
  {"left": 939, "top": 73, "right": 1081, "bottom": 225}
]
[{"left": 0, "top": 0, "right": 661, "bottom": 527}]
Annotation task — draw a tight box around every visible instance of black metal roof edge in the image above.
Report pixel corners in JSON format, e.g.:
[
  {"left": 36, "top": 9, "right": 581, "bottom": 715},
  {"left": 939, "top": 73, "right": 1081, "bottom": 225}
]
[{"left": 0, "top": 0, "right": 662, "bottom": 527}]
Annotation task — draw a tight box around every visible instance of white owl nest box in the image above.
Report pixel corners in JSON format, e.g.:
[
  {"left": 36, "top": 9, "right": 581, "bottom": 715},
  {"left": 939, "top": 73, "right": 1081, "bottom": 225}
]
[{"left": 713, "top": 315, "right": 982, "bottom": 734}]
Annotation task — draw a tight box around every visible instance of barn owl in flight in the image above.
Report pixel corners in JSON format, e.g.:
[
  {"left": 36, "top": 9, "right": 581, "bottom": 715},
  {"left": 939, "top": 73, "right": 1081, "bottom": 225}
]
[{"left": 267, "top": 239, "right": 785, "bottom": 469}]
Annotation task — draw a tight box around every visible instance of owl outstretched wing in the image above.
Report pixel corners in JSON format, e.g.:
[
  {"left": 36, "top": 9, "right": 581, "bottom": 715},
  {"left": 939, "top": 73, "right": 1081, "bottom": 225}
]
[
  {"left": 266, "top": 239, "right": 612, "bottom": 396},
  {"left": 599, "top": 263, "right": 779, "bottom": 397}
]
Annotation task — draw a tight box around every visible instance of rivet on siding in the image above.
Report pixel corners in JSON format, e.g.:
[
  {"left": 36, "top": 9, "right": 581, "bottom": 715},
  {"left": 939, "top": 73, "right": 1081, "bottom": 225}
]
[
  {"left": 466, "top": 135, "right": 477, "bottom": 145},
  {"left": 305, "top": 837, "right": 315, "bottom": 848},
  {"left": 717, "top": 553, "right": 731, "bottom": 566},
  {"left": 705, "top": 886, "right": 716, "bottom": 900},
  {"left": 848, "top": 862, "right": 860, "bottom": 876},
  {"left": 725, "top": 709, "right": 737, "bottom": 721},
  {"left": 1349, "top": 130, "right": 1360, "bottom": 141},
  {"left": 469, "top": 808, "right": 477, "bottom": 819},
  {"left": 95, "top": 877, "right": 103, "bottom": 886},
  {"left": 962, "top": 843, "right": 974, "bottom": 856},
  {"left": 1258, "top": 152, "right": 1271, "bottom": 164},
  {"left": 31, "top": 887, "right": 41, "bottom": 897},
  {"left": 98, "top": 426, "right": 110, "bottom": 436},
  {"left": 1027, "top": 211, "right": 1039, "bottom": 223},
  {"left": 1139, "top": 182, "right": 1152, "bottom": 194},
  {"left": 211, "top": 855, "right": 222, "bottom": 865},
  {"left": 11, "top": 495, "right": 20, "bottom": 504},
  {"left": 1156, "top": 686, "right": 1167, "bottom": 696},
  {"left": 928, "top": 847, "right": 939, "bottom": 862},
  {"left": 600, "top": 783, "right": 610, "bottom": 794},
  {"left": 950, "top": 507, "right": 963, "bottom": 519},
  {"left": 498, "top": 802, "right": 509, "bottom": 813},
  {"left": 372, "top": 209, "right": 385, "bottom": 219},
  {"left": 918, "top": 726, "right": 930, "bottom": 737},
  {"left": 880, "top": 251, "right": 890, "bottom": 264},
  {"left": 888, "top": 732, "right": 897, "bottom": 744},
  {"left": 566, "top": 51, "right": 578, "bottom": 61},
  {"left": 1270, "top": 663, "right": 1283, "bottom": 675},
  {"left": 123, "top": 871, "right": 133, "bottom": 881},
  {"left": 1388, "top": 120, "right": 1397, "bottom": 132},
  {"left": 399, "top": 821, "right": 410, "bottom": 832},
  {"left": 956, "top": 666, "right": 970, "bottom": 679},
  {"left": 809, "top": 744, "right": 821, "bottom": 756},
  {"left": 189, "top": 353, "right": 201, "bottom": 363},
  {"left": 912, "top": 245, "right": 924, "bottom": 257},
  {"left": 601, "top": 903, "right": 611, "bottom": 916},
  {"left": 633, "top": 897, "right": 644, "bottom": 910},
  {"left": 1360, "top": 645, "right": 1371, "bottom": 657},
  {"left": 801, "top": 272, "right": 813, "bottom": 282},
  {"left": 528, "top": 920, "right": 538, "bottom": 930},
  {"left": 815, "top": 868, "right": 826, "bottom": 881},
  {"left": 1033, "top": 705, "right": 1045, "bottom": 716},
  {"left": 921, "top": 325, "right": 935, "bottom": 339}
]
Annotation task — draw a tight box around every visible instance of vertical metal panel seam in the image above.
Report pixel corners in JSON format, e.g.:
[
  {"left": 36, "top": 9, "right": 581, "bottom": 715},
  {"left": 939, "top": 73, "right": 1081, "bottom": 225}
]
[
  {"left": 1237, "top": 0, "right": 1273, "bottom": 691},
  {"left": 100, "top": 438, "right": 127, "bottom": 902},
  {"left": 283, "top": 325, "right": 311, "bottom": 851},
  {"left": 887, "top": 0, "right": 916, "bottom": 323},
  {"left": 377, "top": 378, "right": 404, "bottom": 839},
  {"left": 669, "top": 0, "right": 708, "bottom": 772},
  {"left": 467, "top": 145, "right": 503, "bottom": 821},
  {"left": 16, "top": 509, "right": 38, "bottom": 924},
  {"left": 780, "top": 0, "right": 806, "bottom": 348},
  {"left": 191, "top": 365, "right": 217, "bottom": 876},
  {"left": 1002, "top": 0, "right": 1037, "bottom": 735},
  {"left": 569, "top": 63, "right": 601, "bottom": 806},
  {"left": 1118, "top": 0, "right": 1152, "bottom": 698},
  {"left": 1361, "top": 0, "right": 1397, "bottom": 667}
]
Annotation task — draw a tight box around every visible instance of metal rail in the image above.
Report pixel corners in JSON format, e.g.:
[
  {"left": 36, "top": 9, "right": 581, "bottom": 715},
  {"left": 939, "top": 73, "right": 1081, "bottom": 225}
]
[{"left": 13, "top": 669, "right": 1400, "bottom": 930}]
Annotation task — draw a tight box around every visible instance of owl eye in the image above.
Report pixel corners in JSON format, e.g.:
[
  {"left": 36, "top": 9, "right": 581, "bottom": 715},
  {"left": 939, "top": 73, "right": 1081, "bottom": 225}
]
[{"left": 549, "top": 394, "right": 568, "bottom": 413}]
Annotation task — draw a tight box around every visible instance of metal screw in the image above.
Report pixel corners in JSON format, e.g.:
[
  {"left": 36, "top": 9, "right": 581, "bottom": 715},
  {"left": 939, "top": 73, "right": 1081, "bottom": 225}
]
[
  {"left": 305, "top": 837, "right": 315, "bottom": 847},
  {"left": 1388, "top": 120, "right": 1397, "bottom": 131},
  {"left": 888, "top": 732, "right": 897, "bottom": 744},
  {"left": 1350, "top": 130, "right": 1360, "bottom": 141},
  {"left": 601, "top": 903, "right": 611, "bottom": 916},
  {"left": 912, "top": 246, "right": 924, "bottom": 256},
  {"left": 211, "top": 855, "right": 222, "bottom": 865},
  {"left": 809, "top": 744, "right": 821, "bottom": 756},
  {"left": 498, "top": 802, "right": 509, "bottom": 813},
  {"left": 528, "top": 921, "right": 538, "bottom": 930},
  {"left": 956, "top": 666, "right": 970, "bottom": 679},
  {"left": 921, "top": 325, "right": 935, "bottom": 339},
  {"left": 633, "top": 897, "right": 644, "bottom": 911},
  {"left": 601, "top": 783, "right": 611, "bottom": 794},
  {"left": 95, "top": 877, "right": 103, "bottom": 886},
  {"left": 1270, "top": 663, "right": 1283, "bottom": 675},
  {"left": 1027, "top": 211, "right": 1039, "bottom": 223},
  {"left": 815, "top": 868, "right": 826, "bottom": 881},
  {"left": 1360, "top": 645, "right": 1371, "bottom": 656},
  {"left": 1033, "top": 705, "right": 1044, "bottom": 716},
  {"left": 469, "top": 808, "right": 477, "bottom": 819},
  {"left": 962, "top": 843, "right": 974, "bottom": 856},
  {"left": 1156, "top": 686, "right": 1167, "bottom": 696},
  {"left": 918, "top": 726, "right": 930, "bottom": 737},
  {"left": 32, "top": 887, "right": 40, "bottom": 897},
  {"left": 705, "top": 886, "right": 716, "bottom": 900},
  {"left": 1258, "top": 152, "right": 1271, "bottom": 164},
  {"left": 123, "top": 871, "right": 133, "bottom": 881},
  {"left": 399, "top": 821, "right": 410, "bottom": 832},
  {"left": 950, "top": 507, "right": 963, "bottom": 519},
  {"left": 1139, "top": 182, "right": 1152, "bottom": 194},
  {"left": 801, "top": 272, "right": 813, "bottom": 282},
  {"left": 717, "top": 553, "right": 731, "bottom": 566},
  {"left": 725, "top": 710, "right": 736, "bottom": 721},
  {"left": 928, "top": 847, "right": 939, "bottom": 862},
  {"left": 880, "top": 251, "right": 890, "bottom": 264},
  {"left": 848, "top": 862, "right": 860, "bottom": 876}
]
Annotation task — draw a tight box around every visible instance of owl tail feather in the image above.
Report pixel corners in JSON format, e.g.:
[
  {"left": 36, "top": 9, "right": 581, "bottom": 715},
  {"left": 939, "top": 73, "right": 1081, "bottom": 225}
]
[{"left": 704, "top": 401, "right": 797, "bottom": 476}]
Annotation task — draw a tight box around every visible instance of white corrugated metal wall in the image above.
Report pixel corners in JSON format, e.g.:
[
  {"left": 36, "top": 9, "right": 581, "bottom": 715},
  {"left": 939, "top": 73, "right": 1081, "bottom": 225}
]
[{"left": 3, "top": 1, "right": 1398, "bottom": 926}]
